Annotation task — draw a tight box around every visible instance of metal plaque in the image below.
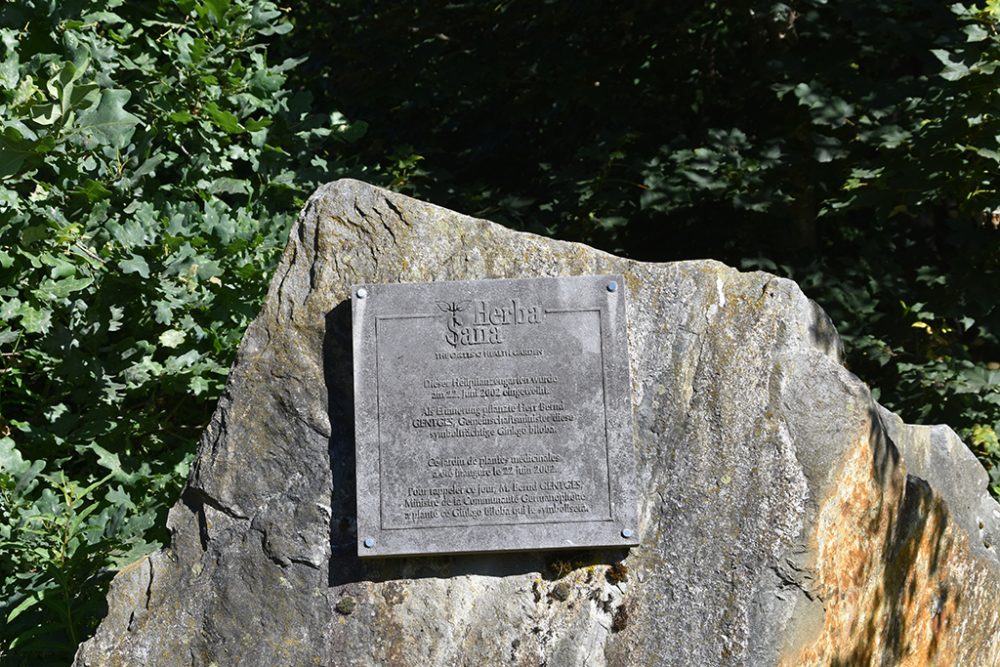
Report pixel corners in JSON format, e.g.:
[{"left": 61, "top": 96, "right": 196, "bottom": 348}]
[{"left": 352, "top": 275, "right": 638, "bottom": 557}]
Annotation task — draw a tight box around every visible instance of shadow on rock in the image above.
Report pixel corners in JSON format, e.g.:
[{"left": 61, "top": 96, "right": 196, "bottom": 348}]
[{"left": 829, "top": 405, "right": 957, "bottom": 666}]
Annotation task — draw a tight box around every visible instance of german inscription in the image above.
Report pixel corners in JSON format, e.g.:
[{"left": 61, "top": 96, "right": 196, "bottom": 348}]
[{"left": 353, "top": 275, "right": 638, "bottom": 556}]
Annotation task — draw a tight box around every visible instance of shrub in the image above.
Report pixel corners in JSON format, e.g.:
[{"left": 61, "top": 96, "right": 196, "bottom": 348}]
[{"left": 0, "top": 0, "right": 363, "bottom": 661}]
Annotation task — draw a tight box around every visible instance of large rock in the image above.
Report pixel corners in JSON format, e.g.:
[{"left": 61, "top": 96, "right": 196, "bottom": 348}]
[{"left": 75, "top": 180, "right": 1000, "bottom": 666}]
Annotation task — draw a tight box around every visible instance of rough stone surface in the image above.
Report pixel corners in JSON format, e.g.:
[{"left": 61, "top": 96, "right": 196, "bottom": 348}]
[{"left": 75, "top": 179, "right": 1000, "bottom": 667}]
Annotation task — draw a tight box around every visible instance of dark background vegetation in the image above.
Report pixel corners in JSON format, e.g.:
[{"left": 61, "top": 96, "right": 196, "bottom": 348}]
[{"left": 1, "top": 0, "right": 998, "bottom": 662}]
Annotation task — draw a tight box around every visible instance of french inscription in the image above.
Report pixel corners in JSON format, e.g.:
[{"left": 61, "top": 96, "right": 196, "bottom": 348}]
[{"left": 353, "top": 275, "right": 638, "bottom": 556}]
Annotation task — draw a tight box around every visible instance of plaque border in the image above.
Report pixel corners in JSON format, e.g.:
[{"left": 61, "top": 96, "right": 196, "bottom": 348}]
[{"left": 352, "top": 274, "right": 639, "bottom": 557}]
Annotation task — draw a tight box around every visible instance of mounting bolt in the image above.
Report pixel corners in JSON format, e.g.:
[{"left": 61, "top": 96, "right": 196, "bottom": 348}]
[
  {"left": 363, "top": 536, "right": 376, "bottom": 548},
  {"left": 607, "top": 280, "right": 618, "bottom": 293},
  {"left": 621, "top": 528, "right": 635, "bottom": 539},
  {"left": 356, "top": 287, "right": 368, "bottom": 299}
]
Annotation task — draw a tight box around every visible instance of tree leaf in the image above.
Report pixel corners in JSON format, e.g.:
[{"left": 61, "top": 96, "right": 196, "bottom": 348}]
[
  {"left": 159, "top": 329, "right": 186, "bottom": 348},
  {"left": 71, "top": 179, "right": 112, "bottom": 202},
  {"left": 74, "top": 89, "right": 141, "bottom": 149},
  {"left": 87, "top": 444, "right": 130, "bottom": 482},
  {"left": 190, "top": 375, "right": 210, "bottom": 395},
  {"left": 37, "top": 276, "right": 94, "bottom": 300},
  {"left": 964, "top": 24, "right": 989, "bottom": 42},
  {"left": 931, "top": 49, "right": 971, "bottom": 81},
  {"left": 119, "top": 254, "right": 150, "bottom": 278},
  {"left": 6, "top": 593, "right": 40, "bottom": 623},
  {"left": 0, "top": 130, "right": 33, "bottom": 179},
  {"left": 204, "top": 101, "right": 243, "bottom": 134},
  {"left": 203, "top": 0, "right": 231, "bottom": 24},
  {"left": 16, "top": 303, "right": 52, "bottom": 333}
]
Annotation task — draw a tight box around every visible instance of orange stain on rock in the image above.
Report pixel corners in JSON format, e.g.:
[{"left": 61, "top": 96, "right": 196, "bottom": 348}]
[{"left": 782, "top": 424, "right": 1000, "bottom": 666}]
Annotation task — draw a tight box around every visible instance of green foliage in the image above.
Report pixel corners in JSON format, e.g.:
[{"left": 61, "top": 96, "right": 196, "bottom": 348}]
[
  {"left": 1, "top": 447, "right": 121, "bottom": 658},
  {"left": 0, "top": 0, "right": 361, "bottom": 661}
]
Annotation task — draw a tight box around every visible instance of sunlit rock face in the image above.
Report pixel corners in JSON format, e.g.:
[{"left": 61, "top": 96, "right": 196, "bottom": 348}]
[{"left": 76, "top": 180, "right": 1000, "bottom": 667}]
